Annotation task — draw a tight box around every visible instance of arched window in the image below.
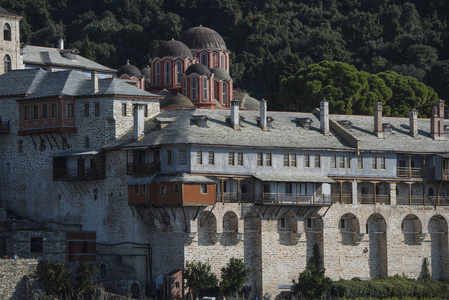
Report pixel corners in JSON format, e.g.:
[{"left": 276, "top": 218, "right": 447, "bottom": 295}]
[
  {"left": 156, "top": 61, "right": 160, "bottom": 86},
  {"left": 213, "top": 53, "right": 218, "bottom": 67},
  {"left": 222, "top": 82, "right": 227, "bottom": 106},
  {"left": 165, "top": 61, "right": 170, "bottom": 85},
  {"left": 3, "top": 23, "right": 11, "bottom": 41},
  {"left": 201, "top": 53, "right": 207, "bottom": 66},
  {"left": 176, "top": 61, "right": 182, "bottom": 85},
  {"left": 183, "top": 78, "right": 187, "bottom": 96},
  {"left": 221, "top": 55, "right": 224, "bottom": 68},
  {"left": 428, "top": 187, "right": 434, "bottom": 197},
  {"left": 191, "top": 77, "right": 197, "bottom": 101},
  {"left": 4, "top": 55, "right": 11, "bottom": 73},
  {"left": 84, "top": 136, "right": 90, "bottom": 149},
  {"left": 202, "top": 77, "right": 207, "bottom": 101}
]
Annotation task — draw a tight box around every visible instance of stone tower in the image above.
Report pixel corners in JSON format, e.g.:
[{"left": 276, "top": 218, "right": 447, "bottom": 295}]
[{"left": 0, "top": 7, "right": 22, "bottom": 75}]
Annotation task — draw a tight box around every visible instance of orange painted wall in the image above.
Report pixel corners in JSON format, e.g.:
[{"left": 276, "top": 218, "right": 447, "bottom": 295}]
[
  {"left": 151, "top": 182, "right": 182, "bottom": 205},
  {"left": 128, "top": 185, "right": 150, "bottom": 205},
  {"left": 182, "top": 184, "right": 215, "bottom": 205}
]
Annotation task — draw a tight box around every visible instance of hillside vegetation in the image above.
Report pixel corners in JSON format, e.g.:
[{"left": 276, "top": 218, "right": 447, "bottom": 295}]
[{"left": 1, "top": 0, "right": 448, "bottom": 115}]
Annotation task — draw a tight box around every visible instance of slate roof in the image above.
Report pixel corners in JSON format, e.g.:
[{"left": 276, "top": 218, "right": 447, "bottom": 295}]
[
  {"left": 153, "top": 39, "right": 193, "bottom": 59},
  {"left": 153, "top": 173, "right": 216, "bottom": 184},
  {"left": 22, "top": 45, "right": 116, "bottom": 73},
  {"left": 331, "top": 114, "right": 449, "bottom": 154},
  {"left": 0, "top": 6, "right": 21, "bottom": 18},
  {"left": 0, "top": 68, "right": 160, "bottom": 99},
  {"left": 179, "top": 26, "right": 227, "bottom": 51},
  {"left": 107, "top": 109, "right": 353, "bottom": 151}
]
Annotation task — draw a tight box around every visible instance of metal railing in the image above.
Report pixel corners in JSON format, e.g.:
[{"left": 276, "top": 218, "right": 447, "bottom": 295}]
[
  {"left": 126, "top": 162, "right": 160, "bottom": 175},
  {"left": 53, "top": 167, "right": 105, "bottom": 180},
  {"left": 215, "top": 192, "right": 331, "bottom": 205}
]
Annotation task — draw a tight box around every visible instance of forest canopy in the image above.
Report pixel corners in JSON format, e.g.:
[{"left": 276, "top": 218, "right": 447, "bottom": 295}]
[{"left": 0, "top": 0, "right": 448, "bottom": 116}]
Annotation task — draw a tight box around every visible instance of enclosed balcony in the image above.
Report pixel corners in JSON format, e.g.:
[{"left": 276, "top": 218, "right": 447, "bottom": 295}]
[
  {"left": 126, "top": 161, "right": 160, "bottom": 175},
  {"left": 53, "top": 151, "right": 105, "bottom": 180},
  {"left": 396, "top": 155, "right": 433, "bottom": 178}
]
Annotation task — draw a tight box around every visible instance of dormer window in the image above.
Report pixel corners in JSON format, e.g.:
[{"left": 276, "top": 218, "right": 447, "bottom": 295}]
[
  {"left": 154, "top": 117, "right": 174, "bottom": 129},
  {"left": 294, "top": 118, "right": 313, "bottom": 129},
  {"left": 382, "top": 123, "right": 393, "bottom": 134},
  {"left": 338, "top": 120, "right": 352, "bottom": 130},
  {"left": 267, "top": 116, "right": 274, "bottom": 128},
  {"left": 192, "top": 115, "right": 209, "bottom": 127}
]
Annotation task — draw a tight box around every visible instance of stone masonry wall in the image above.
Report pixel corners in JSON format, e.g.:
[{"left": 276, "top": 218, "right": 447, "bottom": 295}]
[{"left": 0, "top": 258, "right": 40, "bottom": 299}]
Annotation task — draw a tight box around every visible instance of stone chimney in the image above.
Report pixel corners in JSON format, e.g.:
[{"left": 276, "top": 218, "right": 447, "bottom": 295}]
[
  {"left": 437, "top": 100, "right": 445, "bottom": 137},
  {"left": 58, "top": 38, "right": 64, "bottom": 50},
  {"left": 230, "top": 100, "right": 240, "bottom": 130},
  {"left": 409, "top": 109, "right": 418, "bottom": 138},
  {"left": 260, "top": 99, "right": 267, "bottom": 131},
  {"left": 91, "top": 72, "right": 99, "bottom": 93},
  {"left": 320, "top": 100, "right": 329, "bottom": 135},
  {"left": 374, "top": 102, "right": 383, "bottom": 138},
  {"left": 134, "top": 104, "right": 145, "bottom": 141}
]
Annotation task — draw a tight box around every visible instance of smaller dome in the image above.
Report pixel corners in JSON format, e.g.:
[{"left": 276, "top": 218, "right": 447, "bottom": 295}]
[
  {"left": 116, "top": 60, "right": 142, "bottom": 77},
  {"left": 163, "top": 93, "right": 196, "bottom": 109},
  {"left": 185, "top": 63, "right": 211, "bottom": 76},
  {"left": 153, "top": 39, "right": 193, "bottom": 59},
  {"left": 210, "top": 67, "right": 232, "bottom": 81},
  {"left": 140, "top": 65, "right": 151, "bottom": 83}
]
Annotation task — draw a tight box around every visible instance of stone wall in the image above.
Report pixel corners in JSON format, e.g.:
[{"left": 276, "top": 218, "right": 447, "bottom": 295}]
[{"left": 0, "top": 258, "right": 40, "bottom": 299}]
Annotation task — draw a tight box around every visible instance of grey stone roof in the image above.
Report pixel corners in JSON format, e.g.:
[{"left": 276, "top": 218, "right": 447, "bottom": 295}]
[
  {"left": 22, "top": 45, "right": 116, "bottom": 73},
  {"left": 234, "top": 92, "right": 260, "bottom": 110},
  {"left": 153, "top": 39, "right": 193, "bottom": 59},
  {"left": 185, "top": 63, "right": 211, "bottom": 76},
  {"left": 210, "top": 68, "right": 232, "bottom": 81},
  {"left": 179, "top": 26, "right": 227, "bottom": 51},
  {"left": 107, "top": 109, "right": 353, "bottom": 151},
  {"left": 162, "top": 93, "right": 195, "bottom": 109},
  {"left": 331, "top": 114, "right": 449, "bottom": 154},
  {"left": 154, "top": 173, "right": 216, "bottom": 184},
  {"left": 0, "top": 6, "right": 21, "bottom": 18},
  {"left": 116, "top": 62, "right": 142, "bottom": 77},
  {"left": 254, "top": 174, "right": 335, "bottom": 183},
  {"left": 0, "top": 68, "right": 160, "bottom": 99}
]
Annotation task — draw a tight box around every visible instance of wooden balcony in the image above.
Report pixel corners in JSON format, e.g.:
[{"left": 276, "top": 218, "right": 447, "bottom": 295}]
[
  {"left": 358, "top": 194, "right": 390, "bottom": 205},
  {"left": 215, "top": 192, "right": 331, "bottom": 206},
  {"left": 331, "top": 194, "right": 352, "bottom": 204},
  {"left": 53, "top": 167, "right": 105, "bottom": 180},
  {"left": 126, "top": 162, "right": 160, "bottom": 175},
  {"left": 397, "top": 195, "right": 427, "bottom": 206}
]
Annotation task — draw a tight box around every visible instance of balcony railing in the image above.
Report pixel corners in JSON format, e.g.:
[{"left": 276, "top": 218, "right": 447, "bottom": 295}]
[
  {"left": 396, "top": 167, "right": 425, "bottom": 178},
  {"left": 126, "top": 162, "right": 160, "bottom": 175},
  {"left": 215, "top": 192, "right": 331, "bottom": 205},
  {"left": 53, "top": 167, "right": 105, "bottom": 180},
  {"left": 358, "top": 194, "right": 390, "bottom": 204},
  {"left": 331, "top": 194, "right": 352, "bottom": 204}
]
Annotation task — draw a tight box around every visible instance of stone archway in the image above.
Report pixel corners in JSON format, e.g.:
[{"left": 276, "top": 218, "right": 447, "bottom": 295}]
[
  {"left": 401, "top": 214, "right": 423, "bottom": 245},
  {"left": 198, "top": 211, "right": 217, "bottom": 245},
  {"left": 339, "top": 213, "right": 360, "bottom": 245},
  {"left": 429, "top": 215, "right": 449, "bottom": 279},
  {"left": 278, "top": 212, "right": 298, "bottom": 245},
  {"left": 222, "top": 211, "right": 239, "bottom": 246},
  {"left": 244, "top": 212, "right": 262, "bottom": 297},
  {"left": 305, "top": 212, "right": 324, "bottom": 267},
  {"left": 367, "top": 213, "right": 388, "bottom": 277}
]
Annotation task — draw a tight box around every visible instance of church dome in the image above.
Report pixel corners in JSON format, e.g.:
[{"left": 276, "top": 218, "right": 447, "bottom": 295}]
[
  {"left": 179, "top": 26, "right": 227, "bottom": 51},
  {"left": 140, "top": 65, "right": 151, "bottom": 83},
  {"left": 116, "top": 61, "right": 141, "bottom": 77},
  {"left": 210, "top": 67, "right": 231, "bottom": 81},
  {"left": 153, "top": 39, "right": 193, "bottom": 59},
  {"left": 185, "top": 63, "right": 211, "bottom": 76}
]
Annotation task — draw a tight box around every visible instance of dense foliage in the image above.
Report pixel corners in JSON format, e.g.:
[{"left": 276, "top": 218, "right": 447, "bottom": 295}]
[
  {"left": 0, "top": 0, "right": 448, "bottom": 112},
  {"left": 220, "top": 257, "right": 251, "bottom": 296},
  {"left": 183, "top": 261, "right": 218, "bottom": 299}
]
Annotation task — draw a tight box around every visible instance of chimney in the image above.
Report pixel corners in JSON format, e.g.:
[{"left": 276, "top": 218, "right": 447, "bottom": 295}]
[
  {"left": 437, "top": 100, "right": 445, "bottom": 137},
  {"left": 320, "top": 100, "right": 329, "bottom": 135},
  {"left": 430, "top": 105, "right": 443, "bottom": 140},
  {"left": 374, "top": 102, "right": 383, "bottom": 138},
  {"left": 230, "top": 100, "right": 240, "bottom": 130},
  {"left": 409, "top": 109, "right": 418, "bottom": 138},
  {"left": 58, "top": 38, "right": 64, "bottom": 50},
  {"left": 91, "top": 72, "right": 99, "bottom": 93},
  {"left": 134, "top": 104, "right": 145, "bottom": 141},
  {"left": 260, "top": 98, "right": 267, "bottom": 131}
]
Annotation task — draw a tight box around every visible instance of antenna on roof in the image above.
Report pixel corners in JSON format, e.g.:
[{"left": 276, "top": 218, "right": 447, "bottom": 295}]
[{"left": 126, "top": 59, "right": 130, "bottom": 65}]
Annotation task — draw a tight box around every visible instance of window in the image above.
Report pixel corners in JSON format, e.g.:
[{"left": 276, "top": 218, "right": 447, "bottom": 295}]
[
  {"left": 257, "top": 152, "right": 263, "bottom": 167},
  {"left": 339, "top": 155, "right": 345, "bottom": 168},
  {"left": 135, "top": 185, "right": 139, "bottom": 194},
  {"left": 24, "top": 106, "right": 30, "bottom": 120},
  {"left": 200, "top": 119, "right": 207, "bottom": 127},
  {"left": 305, "top": 122, "right": 311, "bottom": 129},
  {"left": 174, "top": 183, "right": 179, "bottom": 193},
  {"left": 192, "top": 77, "right": 197, "bottom": 101},
  {"left": 84, "top": 103, "right": 89, "bottom": 117},
  {"left": 183, "top": 78, "right": 187, "bottom": 95},
  {"left": 266, "top": 153, "right": 272, "bottom": 167},
  {"left": 84, "top": 136, "right": 89, "bottom": 148},
  {"left": 237, "top": 152, "right": 243, "bottom": 166},
  {"left": 30, "top": 237, "right": 43, "bottom": 253},
  {"left": 201, "top": 184, "right": 208, "bottom": 194},
  {"left": 67, "top": 103, "right": 74, "bottom": 117},
  {"left": 304, "top": 153, "right": 310, "bottom": 168},
  {"left": 315, "top": 154, "right": 321, "bottom": 168},
  {"left": 222, "top": 82, "right": 227, "bottom": 106},
  {"left": 346, "top": 155, "right": 351, "bottom": 169},
  {"left": 41, "top": 104, "right": 48, "bottom": 118},
  {"left": 285, "top": 182, "right": 292, "bottom": 195},
  {"left": 196, "top": 150, "right": 203, "bottom": 165},
  {"left": 290, "top": 153, "right": 297, "bottom": 167},
  {"left": 340, "top": 218, "right": 346, "bottom": 229},
  {"left": 331, "top": 154, "right": 337, "bottom": 168},
  {"left": 122, "top": 103, "right": 127, "bottom": 116},
  {"left": 228, "top": 152, "right": 235, "bottom": 166},
  {"left": 221, "top": 55, "right": 224, "bottom": 68},
  {"left": 203, "top": 77, "right": 208, "bottom": 100},
  {"left": 165, "top": 61, "right": 170, "bottom": 85},
  {"left": 283, "top": 153, "right": 289, "bottom": 167},
  {"left": 51, "top": 104, "right": 57, "bottom": 117},
  {"left": 4, "top": 54, "right": 11, "bottom": 73},
  {"left": 279, "top": 217, "right": 286, "bottom": 229},
  {"left": 167, "top": 150, "right": 172, "bottom": 165},
  {"left": 3, "top": 23, "right": 11, "bottom": 41},
  {"left": 18, "top": 140, "right": 23, "bottom": 153},
  {"left": 161, "top": 186, "right": 167, "bottom": 195},
  {"left": 156, "top": 61, "right": 160, "bottom": 85},
  {"left": 176, "top": 61, "right": 182, "bottom": 84},
  {"left": 208, "top": 151, "right": 215, "bottom": 165},
  {"left": 357, "top": 156, "right": 364, "bottom": 169},
  {"left": 213, "top": 53, "right": 218, "bottom": 67},
  {"left": 371, "top": 156, "right": 378, "bottom": 170},
  {"left": 201, "top": 53, "right": 207, "bottom": 66},
  {"left": 142, "top": 185, "right": 147, "bottom": 194},
  {"left": 33, "top": 105, "right": 39, "bottom": 119},
  {"left": 95, "top": 103, "right": 100, "bottom": 116},
  {"left": 144, "top": 104, "right": 148, "bottom": 117},
  {"left": 307, "top": 218, "right": 312, "bottom": 229},
  {"left": 379, "top": 156, "right": 386, "bottom": 170},
  {"left": 179, "top": 150, "right": 186, "bottom": 165}
]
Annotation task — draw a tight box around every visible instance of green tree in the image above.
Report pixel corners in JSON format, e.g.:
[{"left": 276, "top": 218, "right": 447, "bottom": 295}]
[
  {"left": 74, "top": 260, "right": 99, "bottom": 294},
  {"left": 220, "top": 258, "right": 251, "bottom": 297},
  {"left": 82, "top": 34, "right": 94, "bottom": 60},
  {"left": 38, "top": 261, "right": 73, "bottom": 297},
  {"left": 291, "top": 244, "right": 332, "bottom": 300},
  {"left": 184, "top": 261, "right": 218, "bottom": 299}
]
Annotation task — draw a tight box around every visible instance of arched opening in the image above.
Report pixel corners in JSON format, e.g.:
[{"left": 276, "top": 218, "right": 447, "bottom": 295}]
[
  {"left": 200, "top": 53, "right": 208, "bottom": 66},
  {"left": 222, "top": 82, "right": 227, "bottom": 106},
  {"left": 156, "top": 61, "right": 160, "bottom": 86},
  {"left": 202, "top": 77, "right": 208, "bottom": 101},
  {"left": 340, "top": 213, "right": 360, "bottom": 245},
  {"left": 164, "top": 61, "right": 170, "bottom": 85},
  {"left": 401, "top": 214, "right": 422, "bottom": 245},
  {"left": 244, "top": 212, "right": 262, "bottom": 297},
  {"left": 198, "top": 211, "right": 217, "bottom": 245},
  {"left": 176, "top": 60, "right": 182, "bottom": 85},
  {"left": 3, "top": 23, "right": 11, "bottom": 41},
  {"left": 278, "top": 212, "right": 298, "bottom": 245},
  {"left": 367, "top": 213, "right": 387, "bottom": 277},
  {"left": 305, "top": 213, "right": 324, "bottom": 268},
  {"left": 222, "top": 211, "right": 238, "bottom": 246},
  {"left": 240, "top": 181, "right": 253, "bottom": 202},
  {"left": 4, "top": 54, "right": 11, "bottom": 73},
  {"left": 191, "top": 77, "right": 197, "bottom": 101},
  {"left": 429, "top": 215, "right": 449, "bottom": 279},
  {"left": 428, "top": 187, "right": 434, "bottom": 196},
  {"left": 131, "top": 283, "right": 140, "bottom": 298},
  {"left": 100, "top": 264, "right": 107, "bottom": 279},
  {"left": 84, "top": 136, "right": 90, "bottom": 149}
]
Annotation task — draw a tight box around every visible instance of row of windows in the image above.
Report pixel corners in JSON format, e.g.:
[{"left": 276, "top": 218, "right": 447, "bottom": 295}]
[
  {"left": 120, "top": 103, "right": 149, "bottom": 117},
  {"left": 24, "top": 103, "right": 70, "bottom": 120},
  {"left": 330, "top": 154, "right": 386, "bottom": 170},
  {"left": 84, "top": 103, "right": 101, "bottom": 117},
  {"left": 155, "top": 60, "right": 186, "bottom": 86},
  {"left": 283, "top": 153, "right": 321, "bottom": 168}
]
